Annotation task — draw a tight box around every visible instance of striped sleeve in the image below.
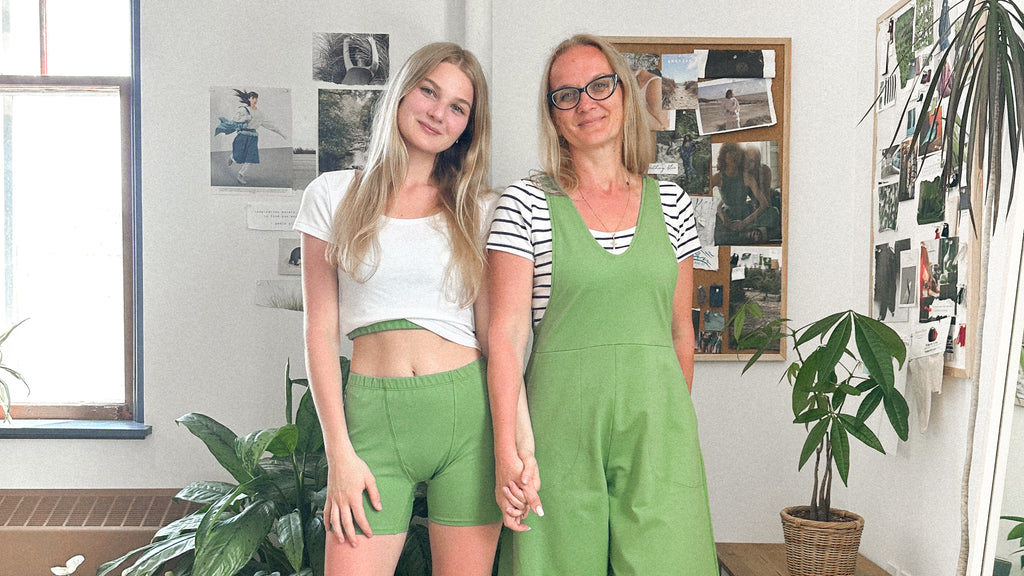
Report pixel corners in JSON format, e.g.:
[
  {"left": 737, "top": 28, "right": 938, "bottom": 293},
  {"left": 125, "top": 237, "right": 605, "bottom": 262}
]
[
  {"left": 658, "top": 180, "right": 702, "bottom": 262},
  {"left": 487, "top": 181, "right": 542, "bottom": 261}
]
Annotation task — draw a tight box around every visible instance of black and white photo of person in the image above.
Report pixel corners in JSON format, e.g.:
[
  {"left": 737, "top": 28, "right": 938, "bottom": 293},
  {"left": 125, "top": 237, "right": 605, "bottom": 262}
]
[
  {"left": 317, "top": 88, "right": 383, "bottom": 173},
  {"left": 312, "top": 33, "right": 390, "bottom": 86},
  {"left": 211, "top": 87, "right": 292, "bottom": 188},
  {"left": 660, "top": 53, "right": 698, "bottom": 110},
  {"left": 622, "top": 52, "right": 672, "bottom": 130},
  {"left": 278, "top": 238, "right": 301, "bottom": 276},
  {"left": 696, "top": 77, "right": 776, "bottom": 135},
  {"left": 899, "top": 262, "right": 917, "bottom": 307}
]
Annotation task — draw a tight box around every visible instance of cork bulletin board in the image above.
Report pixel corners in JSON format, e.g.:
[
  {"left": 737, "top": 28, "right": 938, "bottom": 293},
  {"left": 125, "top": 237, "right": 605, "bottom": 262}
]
[{"left": 607, "top": 36, "right": 791, "bottom": 361}]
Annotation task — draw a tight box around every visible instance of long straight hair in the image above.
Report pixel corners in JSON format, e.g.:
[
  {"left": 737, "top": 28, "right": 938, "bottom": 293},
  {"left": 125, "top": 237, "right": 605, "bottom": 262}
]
[
  {"left": 326, "top": 42, "right": 491, "bottom": 304},
  {"left": 535, "top": 34, "right": 654, "bottom": 194}
]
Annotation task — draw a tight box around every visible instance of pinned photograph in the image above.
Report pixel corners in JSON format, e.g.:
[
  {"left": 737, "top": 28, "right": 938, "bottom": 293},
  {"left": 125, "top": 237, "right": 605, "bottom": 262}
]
[
  {"left": 653, "top": 110, "right": 710, "bottom": 197},
  {"left": 622, "top": 52, "right": 673, "bottom": 131},
  {"left": 897, "top": 138, "right": 918, "bottom": 201},
  {"left": 313, "top": 33, "right": 390, "bottom": 86},
  {"left": 255, "top": 279, "right": 303, "bottom": 311},
  {"left": 913, "top": 0, "right": 934, "bottom": 50},
  {"left": 318, "top": 88, "right": 383, "bottom": 173},
  {"left": 895, "top": 6, "right": 916, "bottom": 88},
  {"left": 710, "top": 141, "right": 781, "bottom": 245},
  {"left": 879, "top": 144, "right": 900, "bottom": 179},
  {"left": 698, "top": 330, "right": 723, "bottom": 353},
  {"left": 728, "top": 246, "right": 782, "bottom": 351},
  {"left": 279, "top": 238, "right": 302, "bottom": 276},
  {"left": 918, "top": 105, "right": 943, "bottom": 157},
  {"left": 660, "top": 53, "right": 699, "bottom": 110},
  {"left": 878, "top": 182, "right": 899, "bottom": 232},
  {"left": 696, "top": 49, "right": 776, "bottom": 78},
  {"left": 696, "top": 78, "right": 776, "bottom": 135},
  {"left": 898, "top": 250, "right": 917, "bottom": 309},
  {"left": 916, "top": 173, "right": 945, "bottom": 225},
  {"left": 211, "top": 86, "right": 292, "bottom": 189}
]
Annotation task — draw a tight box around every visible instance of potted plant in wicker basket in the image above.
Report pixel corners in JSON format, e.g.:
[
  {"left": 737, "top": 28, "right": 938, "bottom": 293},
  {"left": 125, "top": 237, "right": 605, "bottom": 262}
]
[{"left": 731, "top": 303, "right": 909, "bottom": 576}]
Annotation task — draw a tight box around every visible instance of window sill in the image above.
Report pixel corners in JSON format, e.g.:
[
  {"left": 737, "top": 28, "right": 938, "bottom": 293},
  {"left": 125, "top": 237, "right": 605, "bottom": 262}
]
[{"left": 0, "top": 419, "right": 151, "bottom": 439}]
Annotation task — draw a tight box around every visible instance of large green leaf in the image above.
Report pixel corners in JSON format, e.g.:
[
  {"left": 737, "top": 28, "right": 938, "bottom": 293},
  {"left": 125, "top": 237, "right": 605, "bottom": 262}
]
[
  {"left": 794, "top": 407, "right": 829, "bottom": 424},
  {"left": 97, "top": 534, "right": 195, "bottom": 576},
  {"left": 177, "top": 413, "right": 250, "bottom": 483},
  {"left": 195, "top": 486, "right": 247, "bottom": 549},
  {"left": 882, "top": 385, "right": 911, "bottom": 441},
  {"left": 154, "top": 513, "right": 204, "bottom": 541},
  {"left": 794, "top": 311, "right": 846, "bottom": 347},
  {"left": 838, "top": 413, "right": 885, "bottom": 454},
  {"left": 295, "top": 388, "right": 325, "bottom": 455},
  {"left": 856, "top": 388, "right": 885, "bottom": 422},
  {"left": 831, "top": 418, "right": 851, "bottom": 486},
  {"left": 852, "top": 315, "right": 897, "bottom": 390},
  {"left": 235, "top": 425, "right": 298, "bottom": 474},
  {"left": 193, "top": 500, "right": 276, "bottom": 576},
  {"left": 277, "top": 510, "right": 305, "bottom": 573},
  {"left": 792, "top": 349, "right": 821, "bottom": 417},
  {"left": 798, "top": 418, "right": 829, "bottom": 470},
  {"left": 305, "top": 514, "right": 327, "bottom": 576},
  {"left": 817, "top": 315, "right": 852, "bottom": 381},
  {"left": 177, "top": 481, "right": 239, "bottom": 504}
]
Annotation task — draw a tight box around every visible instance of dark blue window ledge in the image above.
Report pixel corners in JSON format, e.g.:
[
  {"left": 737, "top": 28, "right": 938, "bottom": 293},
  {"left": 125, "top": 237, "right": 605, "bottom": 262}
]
[{"left": 0, "top": 420, "right": 151, "bottom": 439}]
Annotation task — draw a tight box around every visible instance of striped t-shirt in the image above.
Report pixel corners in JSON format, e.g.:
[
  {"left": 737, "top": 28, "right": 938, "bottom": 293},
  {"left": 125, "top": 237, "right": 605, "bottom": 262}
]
[{"left": 486, "top": 177, "right": 701, "bottom": 325}]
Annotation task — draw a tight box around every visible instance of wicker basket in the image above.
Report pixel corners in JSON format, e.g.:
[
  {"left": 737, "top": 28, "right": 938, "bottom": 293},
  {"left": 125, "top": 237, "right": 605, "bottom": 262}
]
[{"left": 780, "top": 506, "right": 865, "bottom": 576}]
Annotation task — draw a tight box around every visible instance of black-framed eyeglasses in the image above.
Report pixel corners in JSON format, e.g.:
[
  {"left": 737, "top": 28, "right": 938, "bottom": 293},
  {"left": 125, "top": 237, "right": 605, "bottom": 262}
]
[{"left": 547, "top": 73, "right": 619, "bottom": 110}]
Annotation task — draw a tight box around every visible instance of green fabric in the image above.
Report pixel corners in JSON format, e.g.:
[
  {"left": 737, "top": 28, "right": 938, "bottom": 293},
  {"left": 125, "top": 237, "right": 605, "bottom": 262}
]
[
  {"left": 346, "top": 318, "right": 423, "bottom": 340},
  {"left": 499, "top": 177, "right": 718, "bottom": 575},
  {"left": 344, "top": 358, "right": 500, "bottom": 533}
]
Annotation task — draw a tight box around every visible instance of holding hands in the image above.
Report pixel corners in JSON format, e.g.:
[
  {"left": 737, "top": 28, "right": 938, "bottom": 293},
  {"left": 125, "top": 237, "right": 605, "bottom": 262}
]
[{"left": 496, "top": 450, "right": 543, "bottom": 531}]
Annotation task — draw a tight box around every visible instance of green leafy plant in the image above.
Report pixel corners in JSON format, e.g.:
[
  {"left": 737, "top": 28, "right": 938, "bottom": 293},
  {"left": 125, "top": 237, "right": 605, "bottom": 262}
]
[
  {"left": 97, "top": 358, "right": 434, "bottom": 576},
  {"left": 1001, "top": 515, "right": 1024, "bottom": 569},
  {"left": 731, "top": 303, "right": 909, "bottom": 522},
  {"left": 0, "top": 318, "right": 29, "bottom": 423}
]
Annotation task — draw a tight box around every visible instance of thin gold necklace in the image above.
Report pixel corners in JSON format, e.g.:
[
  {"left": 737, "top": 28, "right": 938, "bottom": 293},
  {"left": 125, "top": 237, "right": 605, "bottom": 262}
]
[{"left": 578, "top": 176, "right": 633, "bottom": 248}]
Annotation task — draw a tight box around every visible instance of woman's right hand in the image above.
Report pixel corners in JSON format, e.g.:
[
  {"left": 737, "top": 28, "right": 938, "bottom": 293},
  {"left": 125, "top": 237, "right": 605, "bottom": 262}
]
[
  {"left": 324, "top": 454, "right": 382, "bottom": 546},
  {"left": 495, "top": 451, "right": 543, "bottom": 531}
]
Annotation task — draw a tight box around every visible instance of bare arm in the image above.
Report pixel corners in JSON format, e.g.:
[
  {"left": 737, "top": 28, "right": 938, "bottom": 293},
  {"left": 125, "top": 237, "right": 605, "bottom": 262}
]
[
  {"left": 301, "top": 234, "right": 381, "bottom": 546},
  {"left": 487, "top": 250, "right": 543, "bottom": 529},
  {"left": 643, "top": 77, "right": 669, "bottom": 130},
  {"left": 671, "top": 257, "right": 696, "bottom": 390}
]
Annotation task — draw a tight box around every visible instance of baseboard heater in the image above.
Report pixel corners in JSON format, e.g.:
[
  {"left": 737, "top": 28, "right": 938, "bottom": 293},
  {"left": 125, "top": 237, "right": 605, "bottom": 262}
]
[{"left": 0, "top": 489, "right": 200, "bottom": 575}]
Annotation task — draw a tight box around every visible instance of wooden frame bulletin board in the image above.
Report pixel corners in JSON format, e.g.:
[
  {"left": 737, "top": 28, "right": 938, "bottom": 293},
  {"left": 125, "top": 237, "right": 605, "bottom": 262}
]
[
  {"left": 607, "top": 37, "right": 791, "bottom": 361},
  {"left": 869, "top": 0, "right": 977, "bottom": 378}
]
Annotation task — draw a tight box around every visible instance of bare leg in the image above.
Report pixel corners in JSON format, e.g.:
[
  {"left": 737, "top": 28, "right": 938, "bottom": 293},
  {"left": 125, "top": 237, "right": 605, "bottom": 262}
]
[
  {"left": 324, "top": 532, "right": 406, "bottom": 576},
  {"left": 429, "top": 522, "right": 502, "bottom": 576}
]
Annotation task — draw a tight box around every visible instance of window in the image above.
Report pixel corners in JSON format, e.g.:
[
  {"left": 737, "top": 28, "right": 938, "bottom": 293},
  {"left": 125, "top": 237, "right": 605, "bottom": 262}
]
[{"left": 0, "top": 0, "right": 141, "bottom": 425}]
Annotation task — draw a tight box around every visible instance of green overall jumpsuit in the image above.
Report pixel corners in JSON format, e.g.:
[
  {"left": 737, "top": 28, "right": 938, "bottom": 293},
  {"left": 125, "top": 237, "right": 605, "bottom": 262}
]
[{"left": 499, "top": 178, "right": 718, "bottom": 575}]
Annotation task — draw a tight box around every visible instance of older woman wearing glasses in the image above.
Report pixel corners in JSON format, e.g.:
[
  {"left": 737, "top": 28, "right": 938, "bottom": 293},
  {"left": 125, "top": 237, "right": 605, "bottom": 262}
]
[{"left": 486, "top": 34, "right": 718, "bottom": 575}]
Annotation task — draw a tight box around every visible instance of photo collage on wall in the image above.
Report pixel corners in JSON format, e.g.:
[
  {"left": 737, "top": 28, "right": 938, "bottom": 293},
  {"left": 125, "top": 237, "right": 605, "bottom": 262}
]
[
  {"left": 872, "top": 0, "right": 969, "bottom": 375},
  {"left": 624, "top": 44, "right": 785, "bottom": 357},
  {"left": 234, "top": 32, "right": 390, "bottom": 310}
]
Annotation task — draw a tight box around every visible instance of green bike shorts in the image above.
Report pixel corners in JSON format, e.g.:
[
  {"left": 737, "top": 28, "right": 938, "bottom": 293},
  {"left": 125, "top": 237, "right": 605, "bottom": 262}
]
[{"left": 343, "top": 357, "right": 501, "bottom": 534}]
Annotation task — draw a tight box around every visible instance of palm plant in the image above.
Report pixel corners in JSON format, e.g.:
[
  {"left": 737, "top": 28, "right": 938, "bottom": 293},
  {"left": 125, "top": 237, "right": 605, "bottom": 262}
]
[{"left": 0, "top": 318, "right": 29, "bottom": 423}]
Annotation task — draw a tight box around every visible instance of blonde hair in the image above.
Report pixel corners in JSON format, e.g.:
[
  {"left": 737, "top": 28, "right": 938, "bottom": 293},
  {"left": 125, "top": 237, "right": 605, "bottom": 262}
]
[
  {"left": 327, "top": 42, "right": 491, "bottom": 304},
  {"left": 535, "top": 34, "right": 654, "bottom": 194}
]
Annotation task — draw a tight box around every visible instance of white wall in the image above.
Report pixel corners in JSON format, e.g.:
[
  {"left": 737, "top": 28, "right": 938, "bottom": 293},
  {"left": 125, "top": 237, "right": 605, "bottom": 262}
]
[{"left": 4, "top": 1, "right": 999, "bottom": 575}]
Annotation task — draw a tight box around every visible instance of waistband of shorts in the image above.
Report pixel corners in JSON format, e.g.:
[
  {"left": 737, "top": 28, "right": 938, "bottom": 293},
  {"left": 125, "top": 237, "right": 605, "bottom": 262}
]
[
  {"left": 347, "top": 357, "right": 485, "bottom": 390},
  {"left": 347, "top": 319, "right": 423, "bottom": 340}
]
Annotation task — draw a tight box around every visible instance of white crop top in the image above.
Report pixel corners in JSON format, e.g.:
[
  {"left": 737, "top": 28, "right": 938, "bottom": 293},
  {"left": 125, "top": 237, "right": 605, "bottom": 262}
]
[{"left": 293, "top": 170, "right": 482, "bottom": 349}]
